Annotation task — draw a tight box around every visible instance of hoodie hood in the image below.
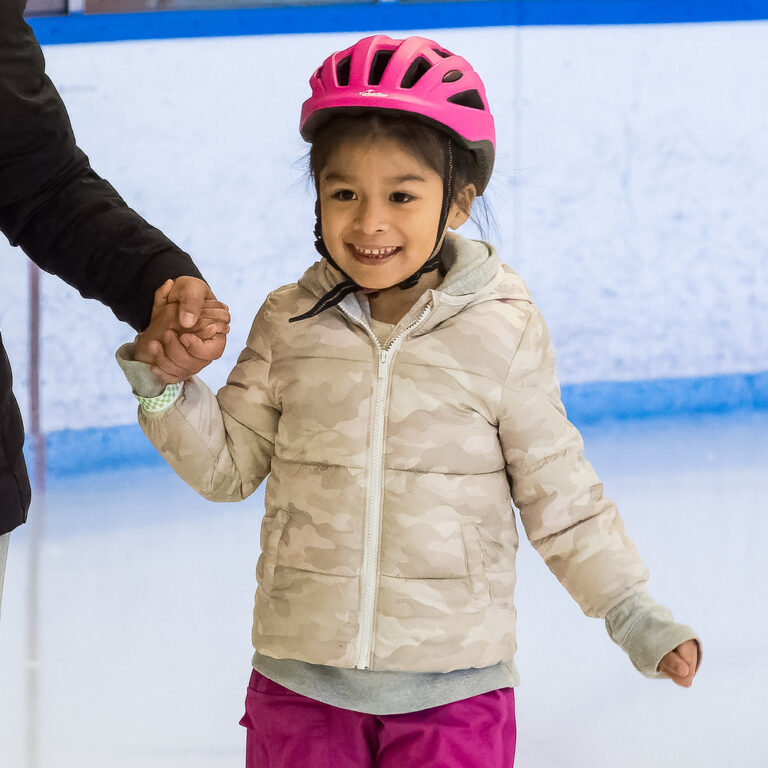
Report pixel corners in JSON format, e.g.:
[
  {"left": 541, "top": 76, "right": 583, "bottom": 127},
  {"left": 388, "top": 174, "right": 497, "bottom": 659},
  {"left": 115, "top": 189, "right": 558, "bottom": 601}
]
[{"left": 297, "top": 232, "right": 531, "bottom": 314}]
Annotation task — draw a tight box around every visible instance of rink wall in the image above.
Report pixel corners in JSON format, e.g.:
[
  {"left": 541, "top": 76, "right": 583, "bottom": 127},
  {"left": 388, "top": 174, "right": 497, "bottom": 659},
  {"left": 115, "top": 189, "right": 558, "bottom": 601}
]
[
  {"left": 27, "top": 2, "right": 768, "bottom": 44},
  {"left": 2, "top": 7, "right": 766, "bottom": 475}
]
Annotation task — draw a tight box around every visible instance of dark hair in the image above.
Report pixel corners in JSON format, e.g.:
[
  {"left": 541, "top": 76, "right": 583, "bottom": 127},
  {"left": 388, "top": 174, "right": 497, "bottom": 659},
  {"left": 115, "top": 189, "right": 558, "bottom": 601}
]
[{"left": 308, "top": 112, "right": 493, "bottom": 231}]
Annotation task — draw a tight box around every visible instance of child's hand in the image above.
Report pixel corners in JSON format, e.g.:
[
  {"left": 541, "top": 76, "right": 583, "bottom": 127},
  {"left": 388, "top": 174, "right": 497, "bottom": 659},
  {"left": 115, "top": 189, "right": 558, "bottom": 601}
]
[
  {"left": 134, "top": 279, "right": 230, "bottom": 383},
  {"left": 657, "top": 639, "right": 700, "bottom": 688},
  {"left": 165, "top": 275, "right": 225, "bottom": 330}
]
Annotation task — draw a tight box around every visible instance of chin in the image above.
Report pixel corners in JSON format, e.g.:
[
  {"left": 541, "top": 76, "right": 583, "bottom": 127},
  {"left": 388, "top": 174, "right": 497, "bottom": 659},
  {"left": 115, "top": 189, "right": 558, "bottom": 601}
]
[{"left": 357, "top": 272, "right": 405, "bottom": 291}]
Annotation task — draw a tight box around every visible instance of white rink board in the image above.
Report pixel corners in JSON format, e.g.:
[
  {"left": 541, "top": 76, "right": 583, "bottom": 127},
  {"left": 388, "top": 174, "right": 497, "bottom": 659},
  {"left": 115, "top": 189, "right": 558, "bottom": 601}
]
[{"left": 0, "top": 22, "right": 766, "bottom": 431}]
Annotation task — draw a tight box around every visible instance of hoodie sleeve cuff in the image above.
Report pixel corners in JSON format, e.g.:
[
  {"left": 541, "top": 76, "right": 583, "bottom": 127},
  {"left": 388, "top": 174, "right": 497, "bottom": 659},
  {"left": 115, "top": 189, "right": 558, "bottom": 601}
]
[
  {"left": 136, "top": 382, "right": 183, "bottom": 413},
  {"left": 115, "top": 342, "right": 183, "bottom": 412},
  {"left": 605, "top": 590, "right": 701, "bottom": 678}
]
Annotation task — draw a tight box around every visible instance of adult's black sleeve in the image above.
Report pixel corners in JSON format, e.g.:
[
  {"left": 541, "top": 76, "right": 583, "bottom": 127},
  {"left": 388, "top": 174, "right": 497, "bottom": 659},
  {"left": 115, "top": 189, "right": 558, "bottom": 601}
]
[{"left": 0, "top": 1, "right": 204, "bottom": 332}]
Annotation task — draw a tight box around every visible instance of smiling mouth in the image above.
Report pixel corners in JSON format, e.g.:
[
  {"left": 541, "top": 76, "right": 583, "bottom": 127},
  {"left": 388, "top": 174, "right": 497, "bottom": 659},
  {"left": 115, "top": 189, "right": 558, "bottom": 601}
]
[{"left": 349, "top": 244, "right": 401, "bottom": 261}]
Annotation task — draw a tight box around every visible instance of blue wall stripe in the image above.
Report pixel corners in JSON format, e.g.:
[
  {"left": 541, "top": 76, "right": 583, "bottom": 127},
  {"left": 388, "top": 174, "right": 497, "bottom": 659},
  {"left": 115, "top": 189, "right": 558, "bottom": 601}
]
[
  {"left": 29, "top": 1, "right": 768, "bottom": 46},
  {"left": 560, "top": 370, "right": 768, "bottom": 424},
  {"left": 24, "top": 369, "right": 768, "bottom": 478}
]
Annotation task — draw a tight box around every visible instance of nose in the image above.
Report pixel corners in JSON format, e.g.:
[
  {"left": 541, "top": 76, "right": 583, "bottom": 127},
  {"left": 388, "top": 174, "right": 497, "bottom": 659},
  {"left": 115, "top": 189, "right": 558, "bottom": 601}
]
[{"left": 355, "top": 198, "right": 388, "bottom": 235}]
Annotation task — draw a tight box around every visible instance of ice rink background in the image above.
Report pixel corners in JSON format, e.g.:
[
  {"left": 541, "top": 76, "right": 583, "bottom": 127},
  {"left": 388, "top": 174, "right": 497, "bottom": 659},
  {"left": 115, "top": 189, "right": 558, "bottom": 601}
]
[
  {"left": 1, "top": 8, "right": 767, "bottom": 768},
  {"left": 1, "top": 20, "right": 766, "bottom": 437},
  {"left": 2, "top": 410, "right": 766, "bottom": 766}
]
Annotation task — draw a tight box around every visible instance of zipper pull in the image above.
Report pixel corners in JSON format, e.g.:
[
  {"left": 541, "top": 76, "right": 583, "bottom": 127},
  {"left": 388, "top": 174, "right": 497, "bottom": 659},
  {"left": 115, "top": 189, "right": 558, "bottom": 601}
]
[{"left": 378, "top": 349, "right": 388, "bottom": 377}]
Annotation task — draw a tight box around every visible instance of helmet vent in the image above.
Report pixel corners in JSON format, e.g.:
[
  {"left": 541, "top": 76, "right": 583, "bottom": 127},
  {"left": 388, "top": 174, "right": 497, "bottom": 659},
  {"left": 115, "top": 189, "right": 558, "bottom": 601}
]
[
  {"left": 447, "top": 89, "right": 485, "bottom": 110},
  {"left": 442, "top": 70, "right": 463, "bottom": 83},
  {"left": 368, "top": 50, "right": 394, "bottom": 86},
  {"left": 400, "top": 57, "right": 431, "bottom": 89},
  {"left": 433, "top": 48, "right": 451, "bottom": 58},
  {"left": 336, "top": 56, "right": 351, "bottom": 86},
  {"left": 315, "top": 67, "right": 323, "bottom": 81}
]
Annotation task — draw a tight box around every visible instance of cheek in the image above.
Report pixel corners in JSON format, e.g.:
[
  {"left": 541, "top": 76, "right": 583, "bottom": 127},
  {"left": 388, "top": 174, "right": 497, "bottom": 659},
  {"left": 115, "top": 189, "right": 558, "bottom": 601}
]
[
  {"left": 413, "top": 208, "right": 442, "bottom": 239},
  {"left": 319, "top": 208, "right": 345, "bottom": 240}
]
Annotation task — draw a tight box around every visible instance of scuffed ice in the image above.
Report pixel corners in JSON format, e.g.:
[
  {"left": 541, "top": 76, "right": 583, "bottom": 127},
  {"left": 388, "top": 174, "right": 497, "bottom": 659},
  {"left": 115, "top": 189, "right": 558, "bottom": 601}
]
[{"left": 0, "top": 410, "right": 765, "bottom": 767}]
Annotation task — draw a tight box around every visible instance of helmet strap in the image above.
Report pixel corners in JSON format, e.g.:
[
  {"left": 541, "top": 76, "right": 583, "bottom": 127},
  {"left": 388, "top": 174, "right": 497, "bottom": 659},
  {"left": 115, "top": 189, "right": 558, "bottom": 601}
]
[
  {"left": 395, "top": 138, "right": 454, "bottom": 290},
  {"left": 312, "top": 199, "right": 352, "bottom": 278},
  {"left": 288, "top": 200, "right": 359, "bottom": 323}
]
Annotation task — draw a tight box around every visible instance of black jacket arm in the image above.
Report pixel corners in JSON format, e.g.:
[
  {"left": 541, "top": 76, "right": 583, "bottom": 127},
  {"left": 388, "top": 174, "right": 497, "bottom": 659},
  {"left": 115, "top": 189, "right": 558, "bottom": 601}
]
[{"left": 0, "top": 0, "right": 204, "bottom": 332}]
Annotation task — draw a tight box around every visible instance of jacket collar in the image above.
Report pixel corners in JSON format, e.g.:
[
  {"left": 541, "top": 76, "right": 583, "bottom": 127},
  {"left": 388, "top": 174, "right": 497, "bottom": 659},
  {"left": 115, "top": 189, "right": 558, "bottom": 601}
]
[{"left": 296, "top": 232, "right": 532, "bottom": 329}]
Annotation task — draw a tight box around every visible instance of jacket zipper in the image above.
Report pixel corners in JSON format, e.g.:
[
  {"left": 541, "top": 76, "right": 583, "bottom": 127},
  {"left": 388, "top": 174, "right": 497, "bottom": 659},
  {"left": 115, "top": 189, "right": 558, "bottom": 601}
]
[{"left": 353, "top": 302, "right": 432, "bottom": 669}]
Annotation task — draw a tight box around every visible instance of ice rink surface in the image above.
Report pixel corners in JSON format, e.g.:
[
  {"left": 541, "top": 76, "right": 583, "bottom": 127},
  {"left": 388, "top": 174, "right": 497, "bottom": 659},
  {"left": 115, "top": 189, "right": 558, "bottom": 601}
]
[{"left": 0, "top": 409, "right": 766, "bottom": 767}]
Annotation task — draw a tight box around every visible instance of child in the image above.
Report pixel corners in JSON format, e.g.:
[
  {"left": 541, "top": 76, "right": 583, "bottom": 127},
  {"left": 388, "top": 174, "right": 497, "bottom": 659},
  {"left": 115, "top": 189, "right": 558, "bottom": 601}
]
[{"left": 117, "top": 35, "right": 700, "bottom": 768}]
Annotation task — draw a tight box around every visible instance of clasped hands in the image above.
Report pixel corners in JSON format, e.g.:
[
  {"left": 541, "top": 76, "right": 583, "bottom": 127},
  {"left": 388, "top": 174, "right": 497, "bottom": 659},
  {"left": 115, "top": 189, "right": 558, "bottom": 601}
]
[{"left": 133, "top": 277, "right": 230, "bottom": 385}]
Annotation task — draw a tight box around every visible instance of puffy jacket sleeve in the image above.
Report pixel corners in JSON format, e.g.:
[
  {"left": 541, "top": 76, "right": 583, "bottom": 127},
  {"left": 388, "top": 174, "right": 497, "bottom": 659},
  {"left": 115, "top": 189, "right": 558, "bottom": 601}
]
[
  {"left": 498, "top": 307, "right": 649, "bottom": 617},
  {"left": 0, "top": 2, "right": 203, "bottom": 331},
  {"left": 138, "top": 299, "right": 279, "bottom": 501}
]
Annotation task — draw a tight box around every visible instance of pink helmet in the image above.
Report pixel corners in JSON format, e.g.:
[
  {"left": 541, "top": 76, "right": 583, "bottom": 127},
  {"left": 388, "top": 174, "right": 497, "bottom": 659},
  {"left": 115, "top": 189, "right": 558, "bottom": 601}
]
[{"left": 300, "top": 35, "right": 496, "bottom": 193}]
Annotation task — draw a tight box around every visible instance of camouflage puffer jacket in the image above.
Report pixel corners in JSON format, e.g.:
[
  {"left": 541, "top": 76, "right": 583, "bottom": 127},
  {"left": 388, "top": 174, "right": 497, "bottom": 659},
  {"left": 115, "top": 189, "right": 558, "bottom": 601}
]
[{"left": 139, "top": 234, "right": 649, "bottom": 673}]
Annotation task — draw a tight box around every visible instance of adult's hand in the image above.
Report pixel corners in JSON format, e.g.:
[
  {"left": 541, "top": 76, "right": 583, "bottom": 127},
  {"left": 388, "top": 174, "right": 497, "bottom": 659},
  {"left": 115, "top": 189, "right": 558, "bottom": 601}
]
[{"left": 134, "top": 279, "right": 230, "bottom": 384}]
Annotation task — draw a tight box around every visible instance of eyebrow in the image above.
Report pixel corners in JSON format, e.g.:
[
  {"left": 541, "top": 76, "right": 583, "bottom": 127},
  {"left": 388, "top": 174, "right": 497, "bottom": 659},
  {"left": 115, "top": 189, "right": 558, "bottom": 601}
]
[{"left": 323, "top": 172, "right": 428, "bottom": 184}]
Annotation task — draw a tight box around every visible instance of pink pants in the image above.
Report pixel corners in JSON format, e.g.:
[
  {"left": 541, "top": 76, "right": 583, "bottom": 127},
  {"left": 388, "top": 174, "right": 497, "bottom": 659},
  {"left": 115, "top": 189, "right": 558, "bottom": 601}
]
[{"left": 240, "top": 670, "right": 516, "bottom": 768}]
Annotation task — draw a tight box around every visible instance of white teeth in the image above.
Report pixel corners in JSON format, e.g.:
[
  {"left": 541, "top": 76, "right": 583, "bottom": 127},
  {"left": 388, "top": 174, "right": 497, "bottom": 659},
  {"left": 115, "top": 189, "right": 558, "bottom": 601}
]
[{"left": 355, "top": 246, "right": 397, "bottom": 257}]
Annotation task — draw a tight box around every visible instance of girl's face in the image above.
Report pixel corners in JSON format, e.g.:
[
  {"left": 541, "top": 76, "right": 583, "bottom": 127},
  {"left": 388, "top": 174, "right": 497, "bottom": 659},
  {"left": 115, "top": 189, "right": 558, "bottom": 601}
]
[{"left": 317, "top": 136, "right": 471, "bottom": 291}]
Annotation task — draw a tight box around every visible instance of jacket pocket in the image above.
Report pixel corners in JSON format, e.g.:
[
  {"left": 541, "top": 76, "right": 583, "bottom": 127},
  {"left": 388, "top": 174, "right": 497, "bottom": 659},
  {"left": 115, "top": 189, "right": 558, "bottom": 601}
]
[
  {"left": 462, "top": 523, "right": 491, "bottom": 606},
  {"left": 257, "top": 508, "right": 289, "bottom": 596}
]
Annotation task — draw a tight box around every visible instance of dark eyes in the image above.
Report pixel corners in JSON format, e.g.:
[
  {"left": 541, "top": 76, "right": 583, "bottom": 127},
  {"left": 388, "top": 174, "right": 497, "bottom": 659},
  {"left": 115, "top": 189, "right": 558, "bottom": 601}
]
[
  {"left": 331, "top": 189, "right": 356, "bottom": 201},
  {"left": 329, "top": 190, "right": 415, "bottom": 204}
]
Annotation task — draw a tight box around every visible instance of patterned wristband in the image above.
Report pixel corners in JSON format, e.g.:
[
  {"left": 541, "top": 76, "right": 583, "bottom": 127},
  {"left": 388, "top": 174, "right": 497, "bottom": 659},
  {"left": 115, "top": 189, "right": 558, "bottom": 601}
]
[{"left": 136, "top": 382, "right": 183, "bottom": 413}]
